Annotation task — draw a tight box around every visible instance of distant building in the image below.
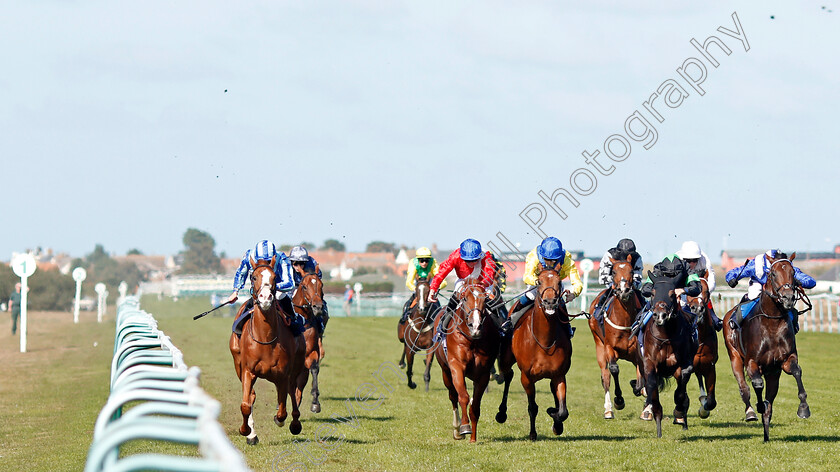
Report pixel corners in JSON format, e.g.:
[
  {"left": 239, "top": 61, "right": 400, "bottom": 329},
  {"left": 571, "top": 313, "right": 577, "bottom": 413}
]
[{"left": 721, "top": 246, "right": 840, "bottom": 273}]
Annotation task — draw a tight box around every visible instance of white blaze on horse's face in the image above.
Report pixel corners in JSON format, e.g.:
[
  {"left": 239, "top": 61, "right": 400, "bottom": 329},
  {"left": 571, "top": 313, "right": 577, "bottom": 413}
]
[
  {"left": 468, "top": 289, "right": 482, "bottom": 338},
  {"left": 256, "top": 272, "right": 274, "bottom": 310},
  {"left": 418, "top": 285, "right": 427, "bottom": 310}
]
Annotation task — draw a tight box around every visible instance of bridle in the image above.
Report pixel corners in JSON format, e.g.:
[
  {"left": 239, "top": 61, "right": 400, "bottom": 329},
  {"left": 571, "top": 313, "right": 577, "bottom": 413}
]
[
  {"left": 451, "top": 286, "right": 488, "bottom": 340},
  {"left": 248, "top": 262, "right": 279, "bottom": 345},
  {"left": 765, "top": 259, "right": 798, "bottom": 307}
]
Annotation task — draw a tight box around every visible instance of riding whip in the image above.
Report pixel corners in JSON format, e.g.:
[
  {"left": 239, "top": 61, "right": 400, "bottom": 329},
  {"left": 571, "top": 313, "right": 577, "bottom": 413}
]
[{"left": 193, "top": 300, "right": 234, "bottom": 320}]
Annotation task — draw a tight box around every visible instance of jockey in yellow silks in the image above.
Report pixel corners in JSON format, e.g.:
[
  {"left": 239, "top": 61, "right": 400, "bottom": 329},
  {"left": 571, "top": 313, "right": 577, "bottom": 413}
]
[
  {"left": 509, "top": 237, "right": 583, "bottom": 338},
  {"left": 400, "top": 247, "right": 445, "bottom": 323}
]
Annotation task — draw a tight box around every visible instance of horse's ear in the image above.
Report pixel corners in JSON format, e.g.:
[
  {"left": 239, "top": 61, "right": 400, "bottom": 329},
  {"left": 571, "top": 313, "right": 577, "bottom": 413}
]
[
  {"left": 790, "top": 252, "right": 796, "bottom": 262},
  {"left": 314, "top": 263, "right": 320, "bottom": 274},
  {"left": 647, "top": 270, "right": 654, "bottom": 281},
  {"left": 609, "top": 257, "right": 617, "bottom": 265},
  {"left": 249, "top": 255, "right": 257, "bottom": 268},
  {"left": 626, "top": 253, "right": 633, "bottom": 263}
]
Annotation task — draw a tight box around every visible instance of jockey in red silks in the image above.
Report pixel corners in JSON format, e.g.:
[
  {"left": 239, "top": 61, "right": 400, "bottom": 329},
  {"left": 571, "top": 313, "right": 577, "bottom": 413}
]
[{"left": 429, "top": 238, "right": 511, "bottom": 338}]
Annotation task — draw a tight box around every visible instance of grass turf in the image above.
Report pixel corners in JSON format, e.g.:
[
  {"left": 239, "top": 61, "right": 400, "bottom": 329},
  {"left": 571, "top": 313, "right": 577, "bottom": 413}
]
[{"left": 1, "top": 296, "right": 838, "bottom": 471}]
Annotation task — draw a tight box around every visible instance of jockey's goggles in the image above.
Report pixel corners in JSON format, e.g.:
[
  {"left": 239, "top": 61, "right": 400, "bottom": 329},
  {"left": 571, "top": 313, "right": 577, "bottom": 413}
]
[{"left": 418, "top": 258, "right": 431, "bottom": 263}]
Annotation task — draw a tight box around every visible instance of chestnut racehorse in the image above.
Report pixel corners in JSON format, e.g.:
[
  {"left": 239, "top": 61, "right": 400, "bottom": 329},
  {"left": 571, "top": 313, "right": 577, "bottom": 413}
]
[
  {"left": 292, "top": 272, "right": 327, "bottom": 413},
  {"left": 684, "top": 272, "right": 718, "bottom": 419},
  {"left": 496, "top": 267, "right": 572, "bottom": 440},
  {"left": 433, "top": 278, "right": 501, "bottom": 442},
  {"left": 397, "top": 278, "right": 436, "bottom": 391},
  {"left": 229, "top": 257, "right": 304, "bottom": 444},
  {"left": 639, "top": 271, "right": 698, "bottom": 438},
  {"left": 587, "top": 256, "right": 645, "bottom": 420},
  {"left": 722, "top": 252, "right": 811, "bottom": 442}
]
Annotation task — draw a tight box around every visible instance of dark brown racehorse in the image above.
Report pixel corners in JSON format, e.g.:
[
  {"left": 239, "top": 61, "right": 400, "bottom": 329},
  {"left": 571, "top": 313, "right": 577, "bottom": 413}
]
[
  {"left": 292, "top": 272, "right": 327, "bottom": 413},
  {"left": 433, "top": 278, "right": 501, "bottom": 442},
  {"left": 723, "top": 252, "right": 811, "bottom": 442},
  {"left": 684, "top": 272, "right": 718, "bottom": 419},
  {"left": 587, "top": 256, "right": 645, "bottom": 419},
  {"left": 397, "top": 278, "right": 436, "bottom": 391},
  {"left": 639, "top": 271, "right": 698, "bottom": 437},
  {"left": 496, "top": 267, "right": 572, "bottom": 440},
  {"left": 229, "top": 257, "right": 304, "bottom": 444}
]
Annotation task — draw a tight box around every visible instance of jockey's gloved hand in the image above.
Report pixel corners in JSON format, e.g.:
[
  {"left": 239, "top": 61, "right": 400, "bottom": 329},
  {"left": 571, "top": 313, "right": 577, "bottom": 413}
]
[
  {"left": 727, "top": 278, "right": 739, "bottom": 289},
  {"left": 563, "top": 291, "right": 576, "bottom": 303},
  {"left": 674, "top": 288, "right": 685, "bottom": 297},
  {"left": 428, "top": 291, "right": 437, "bottom": 303},
  {"left": 228, "top": 291, "right": 238, "bottom": 304}
]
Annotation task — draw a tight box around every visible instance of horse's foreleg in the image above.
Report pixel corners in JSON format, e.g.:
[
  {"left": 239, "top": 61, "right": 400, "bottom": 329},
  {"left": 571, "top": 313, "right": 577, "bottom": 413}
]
[
  {"left": 761, "top": 371, "right": 781, "bottom": 442},
  {"left": 309, "top": 360, "right": 321, "bottom": 413},
  {"left": 468, "top": 371, "right": 491, "bottom": 443},
  {"left": 239, "top": 370, "right": 258, "bottom": 444},
  {"left": 548, "top": 376, "right": 569, "bottom": 435},
  {"left": 423, "top": 350, "right": 434, "bottom": 392},
  {"left": 399, "top": 350, "right": 406, "bottom": 369},
  {"left": 606, "top": 345, "right": 624, "bottom": 411},
  {"left": 496, "top": 340, "right": 515, "bottom": 424},
  {"left": 595, "top": 343, "right": 614, "bottom": 419},
  {"left": 275, "top": 379, "right": 289, "bottom": 428},
  {"left": 782, "top": 355, "right": 810, "bottom": 419},
  {"left": 406, "top": 347, "right": 417, "bottom": 390},
  {"left": 746, "top": 359, "right": 766, "bottom": 418},
  {"left": 728, "top": 348, "right": 756, "bottom": 421},
  {"left": 701, "top": 365, "right": 717, "bottom": 416},
  {"left": 645, "top": 370, "right": 662, "bottom": 438},
  {"left": 450, "top": 368, "right": 472, "bottom": 439},
  {"left": 673, "top": 368, "right": 690, "bottom": 430},
  {"left": 522, "top": 374, "right": 539, "bottom": 441}
]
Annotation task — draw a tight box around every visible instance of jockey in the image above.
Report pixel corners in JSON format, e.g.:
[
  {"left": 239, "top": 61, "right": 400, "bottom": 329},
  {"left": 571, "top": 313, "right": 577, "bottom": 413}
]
[
  {"left": 400, "top": 247, "right": 445, "bottom": 324},
  {"left": 590, "top": 238, "right": 644, "bottom": 325},
  {"left": 508, "top": 237, "right": 582, "bottom": 338},
  {"left": 630, "top": 254, "right": 703, "bottom": 338},
  {"left": 228, "top": 240, "right": 304, "bottom": 335},
  {"left": 288, "top": 245, "right": 329, "bottom": 330},
  {"left": 725, "top": 249, "right": 816, "bottom": 332},
  {"left": 428, "top": 239, "right": 509, "bottom": 337},
  {"left": 675, "top": 241, "right": 723, "bottom": 331}
]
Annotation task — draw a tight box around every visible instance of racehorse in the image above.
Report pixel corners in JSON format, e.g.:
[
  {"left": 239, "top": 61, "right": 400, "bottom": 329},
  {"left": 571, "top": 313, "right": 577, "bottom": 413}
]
[
  {"left": 397, "top": 278, "right": 436, "bottom": 391},
  {"left": 229, "top": 256, "right": 304, "bottom": 444},
  {"left": 722, "top": 252, "right": 811, "bottom": 442},
  {"left": 639, "top": 271, "right": 698, "bottom": 438},
  {"left": 587, "top": 255, "right": 645, "bottom": 420},
  {"left": 292, "top": 272, "right": 327, "bottom": 413},
  {"left": 684, "top": 272, "right": 718, "bottom": 419},
  {"left": 433, "top": 278, "right": 501, "bottom": 442},
  {"left": 496, "top": 267, "right": 572, "bottom": 440}
]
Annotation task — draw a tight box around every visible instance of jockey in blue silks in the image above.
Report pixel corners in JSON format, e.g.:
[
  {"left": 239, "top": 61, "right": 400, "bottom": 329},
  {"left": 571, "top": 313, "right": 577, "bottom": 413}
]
[
  {"left": 725, "top": 249, "right": 816, "bottom": 332},
  {"left": 288, "top": 245, "right": 329, "bottom": 331},
  {"left": 228, "top": 240, "right": 303, "bottom": 335}
]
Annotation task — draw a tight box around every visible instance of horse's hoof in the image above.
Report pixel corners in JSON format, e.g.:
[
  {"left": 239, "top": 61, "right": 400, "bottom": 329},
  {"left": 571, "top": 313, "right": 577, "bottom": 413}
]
[
  {"left": 604, "top": 410, "right": 614, "bottom": 420},
  {"left": 698, "top": 407, "right": 710, "bottom": 419},
  {"left": 529, "top": 432, "right": 537, "bottom": 441},
  {"left": 495, "top": 411, "right": 507, "bottom": 424},
  {"left": 290, "top": 420, "right": 302, "bottom": 435},
  {"left": 674, "top": 416, "right": 685, "bottom": 425},
  {"left": 274, "top": 417, "right": 285, "bottom": 428},
  {"left": 399, "top": 361, "right": 406, "bottom": 369},
  {"left": 630, "top": 379, "right": 642, "bottom": 396},
  {"left": 640, "top": 405, "right": 653, "bottom": 421},
  {"left": 425, "top": 383, "right": 430, "bottom": 392},
  {"left": 798, "top": 404, "right": 811, "bottom": 419},
  {"left": 745, "top": 407, "right": 758, "bottom": 422},
  {"left": 408, "top": 381, "right": 417, "bottom": 390},
  {"left": 458, "top": 424, "right": 472, "bottom": 437},
  {"left": 239, "top": 425, "right": 251, "bottom": 436},
  {"left": 311, "top": 403, "right": 321, "bottom": 414},
  {"left": 494, "top": 374, "right": 505, "bottom": 385},
  {"left": 246, "top": 436, "right": 259, "bottom": 446},
  {"left": 546, "top": 407, "right": 558, "bottom": 417},
  {"left": 614, "top": 396, "right": 625, "bottom": 410},
  {"left": 552, "top": 421, "right": 564, "bottom": 435}
]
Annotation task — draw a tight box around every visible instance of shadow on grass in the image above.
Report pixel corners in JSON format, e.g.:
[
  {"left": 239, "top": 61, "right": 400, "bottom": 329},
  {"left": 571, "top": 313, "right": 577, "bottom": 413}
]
[
  {"left": 492, "top": 434, "right": 635, "bottom": 442},
  {"left": 678, "top": 433, "right": 755, "bottom": 441},
  {"left": 781, "top": 435, "right": 840, "bottom": 442},
  {"left": 264, "top": 437, "right": 373, "bottom": 446},
  {"left": 705, "top": 421, "right": 787, "bottom": 428},
  {"left": 306, "top": 415, "right": 395, "bottom": 423}
]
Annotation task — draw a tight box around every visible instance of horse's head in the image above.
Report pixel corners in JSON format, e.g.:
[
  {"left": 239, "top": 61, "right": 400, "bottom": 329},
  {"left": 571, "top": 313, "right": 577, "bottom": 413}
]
[
  {"left": 459, "top": 279, "right": 488, "bottom": 339},
  {"left": 765, "top": 251, "right": 798, "bottom": 310},
  {"left": 648, "top": 270, "right": 679, "bottom": 326},
  {"left": 536, "top": 268, "right": 562, "bottom": 315},
  {"left": 611, "top": 253, "right": 635, "bottom": 302},
  {"left": 686, "top": 274, "right": 710, "bottom": 318},
  {"left": 250, "top": 255, "right": 277, "bottom": 312},
  {"left": 415, "top": 278, "right": 430, "bottom": 313},
  {"left": 297, "top": 273, "right": 326, "bottom": 317}
]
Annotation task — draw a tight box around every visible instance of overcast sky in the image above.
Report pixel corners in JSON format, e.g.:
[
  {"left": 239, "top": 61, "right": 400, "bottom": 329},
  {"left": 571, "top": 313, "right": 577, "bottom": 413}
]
[{"left": 2, "top": 1, "right": 838, "bottom": 263}]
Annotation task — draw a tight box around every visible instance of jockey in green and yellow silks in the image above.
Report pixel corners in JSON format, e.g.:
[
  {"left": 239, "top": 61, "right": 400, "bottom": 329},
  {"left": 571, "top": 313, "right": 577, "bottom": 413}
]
[{"left": 400, "top": 247, "right": 445, "bottom": 323}]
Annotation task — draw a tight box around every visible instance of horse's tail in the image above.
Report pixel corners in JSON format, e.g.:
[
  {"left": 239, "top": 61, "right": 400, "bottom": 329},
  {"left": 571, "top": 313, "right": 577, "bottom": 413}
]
[{"left": 657, "top": 375, "right": 672, "bottom": 393}]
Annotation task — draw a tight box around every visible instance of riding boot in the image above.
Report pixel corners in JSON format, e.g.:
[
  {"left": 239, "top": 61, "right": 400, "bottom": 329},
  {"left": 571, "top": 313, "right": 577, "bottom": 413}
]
[
  {"left": 708, "top": 304, "right": 723, "bottom": 331},
  {"left": 488, "top": 298, "right": 511, "bottom": 336},
  {"left": 728, "top": 304, "right": 743, "bottom": 330},
  {"left": 591, "top": 289, "right": 611, "bottom": 324},
  {"left": 509, "top": 293, "right": 535, "bottom": 328},
  {"left": 629, "top": 301, "right": 650, "bottom": 337},
  {"left": 400, "top": 294, "right": 415, "bottom": 324},
  {"left": 789, "top": 311, "right": 800, "bottom": 334},
  {"left": 434, "top": 296, "right": 459, "bottom": 342}
]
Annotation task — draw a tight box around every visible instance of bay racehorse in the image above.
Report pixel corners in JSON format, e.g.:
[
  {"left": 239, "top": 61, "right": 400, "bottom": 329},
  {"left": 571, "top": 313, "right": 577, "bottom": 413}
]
[
  {"left": 292, "top": 272, "right": 327, "bottom": 413},
  {"left": 684, "top": 271, "right": 718, "bottom": 419},
  {"left": 397, "top": 278, "right": 436, "bottom": 391},
  {"left": 433, "top": 278, "right": 501, "bottom": 442},
  {"left": 587, "top": 256, "right": 645, "bottom": 420},
  {"left": 722, "top": 252, "right": 811, "bottom": 442},
  {"left": 229, "top": 256, "right": 304, "bottom": 444},
  {"left": 639, "top": 271, "right": 698, "bottom": 437},
  {"left": 496, "top": 267, "right": 572, "bottom": 440}
]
